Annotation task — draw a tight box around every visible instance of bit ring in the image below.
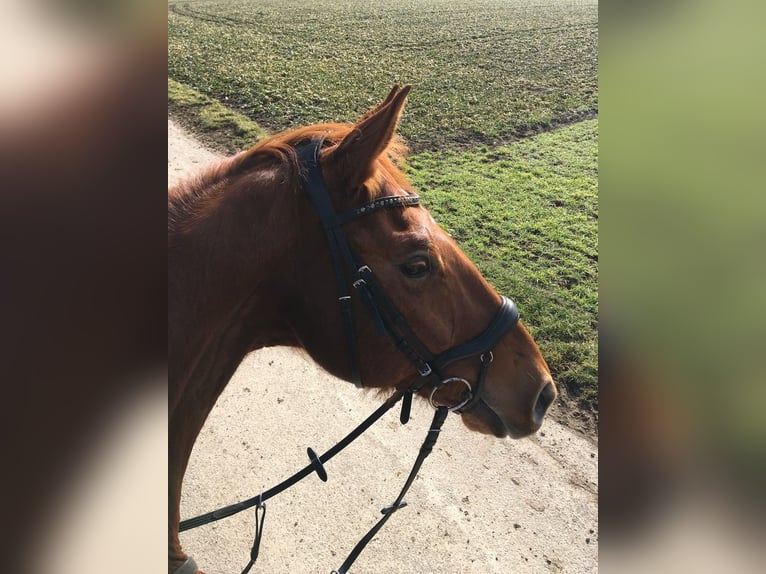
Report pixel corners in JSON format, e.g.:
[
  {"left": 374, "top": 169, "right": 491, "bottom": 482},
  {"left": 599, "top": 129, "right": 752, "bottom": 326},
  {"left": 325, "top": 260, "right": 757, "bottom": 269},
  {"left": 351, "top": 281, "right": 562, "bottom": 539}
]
[{"left": 429, "top": 377, "right": 473, "bottom": 412}]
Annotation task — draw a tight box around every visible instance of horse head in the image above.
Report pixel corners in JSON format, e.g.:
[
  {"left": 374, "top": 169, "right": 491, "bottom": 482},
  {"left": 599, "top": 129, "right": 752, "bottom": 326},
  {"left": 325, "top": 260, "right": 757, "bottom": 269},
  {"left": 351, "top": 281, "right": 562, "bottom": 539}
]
[{"left": 289, "top": 85, "right": 556, "bottom": 438}]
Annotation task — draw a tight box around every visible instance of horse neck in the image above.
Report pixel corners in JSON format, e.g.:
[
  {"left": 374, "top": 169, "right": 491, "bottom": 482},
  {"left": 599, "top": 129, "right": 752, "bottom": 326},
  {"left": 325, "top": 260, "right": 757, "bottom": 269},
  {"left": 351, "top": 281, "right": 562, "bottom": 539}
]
[{"left": 169, "top": 160, "right": 301, "bottom": 401}]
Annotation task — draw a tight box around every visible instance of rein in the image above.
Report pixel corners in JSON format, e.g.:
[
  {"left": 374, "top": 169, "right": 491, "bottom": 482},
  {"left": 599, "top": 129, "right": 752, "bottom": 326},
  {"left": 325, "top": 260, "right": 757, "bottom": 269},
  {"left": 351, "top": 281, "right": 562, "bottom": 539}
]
[
  {"left": 179, "top": 390, "right": 407, "bottom": 533},
  {"left": 178, "top": 138, "right": 521, "bottom": 573}
]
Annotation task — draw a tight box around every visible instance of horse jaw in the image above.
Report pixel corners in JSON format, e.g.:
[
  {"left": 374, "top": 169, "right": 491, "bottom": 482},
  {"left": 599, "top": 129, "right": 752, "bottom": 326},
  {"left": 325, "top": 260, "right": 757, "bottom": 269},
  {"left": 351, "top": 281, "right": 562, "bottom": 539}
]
[
  {"left": 460, "top": 400, "right": 536, "bottom": 439},
  {"left": 460, "top": 400, "right": 511, "bottom": 437}
]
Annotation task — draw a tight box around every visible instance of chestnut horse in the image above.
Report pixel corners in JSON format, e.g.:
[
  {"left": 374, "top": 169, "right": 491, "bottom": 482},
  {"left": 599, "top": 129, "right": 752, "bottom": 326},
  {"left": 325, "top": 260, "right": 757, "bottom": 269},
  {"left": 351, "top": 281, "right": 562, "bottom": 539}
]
[{"left": 169, "top": 85, "right": 556, "bottom": 574}]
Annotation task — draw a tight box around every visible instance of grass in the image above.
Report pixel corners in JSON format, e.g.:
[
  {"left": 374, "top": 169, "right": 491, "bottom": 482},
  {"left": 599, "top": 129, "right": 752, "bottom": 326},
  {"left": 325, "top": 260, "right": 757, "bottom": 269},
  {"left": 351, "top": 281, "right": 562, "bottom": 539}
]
[
  {"left": 168, "top": 0, "right": 597, "bottom": 151},
  {"left": 168, "top": 78, "right": 267, "bottom": 154},
  {"left": 406, "top": 120, "right": 598, "bottom": 412}
]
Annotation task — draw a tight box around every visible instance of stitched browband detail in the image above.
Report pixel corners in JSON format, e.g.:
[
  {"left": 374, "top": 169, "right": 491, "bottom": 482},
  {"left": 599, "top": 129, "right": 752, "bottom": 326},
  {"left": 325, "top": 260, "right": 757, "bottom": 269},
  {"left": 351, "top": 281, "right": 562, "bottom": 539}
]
[{"left": 337, "top": 194, "right": 420, "bottom": 224}]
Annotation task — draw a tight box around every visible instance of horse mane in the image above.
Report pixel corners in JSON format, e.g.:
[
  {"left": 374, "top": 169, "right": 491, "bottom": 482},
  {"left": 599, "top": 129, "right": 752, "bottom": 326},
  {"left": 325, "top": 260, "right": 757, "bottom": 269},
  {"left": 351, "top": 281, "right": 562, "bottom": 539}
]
[{"left": 169, "top": 122, "right": 410, "bottom": 236}]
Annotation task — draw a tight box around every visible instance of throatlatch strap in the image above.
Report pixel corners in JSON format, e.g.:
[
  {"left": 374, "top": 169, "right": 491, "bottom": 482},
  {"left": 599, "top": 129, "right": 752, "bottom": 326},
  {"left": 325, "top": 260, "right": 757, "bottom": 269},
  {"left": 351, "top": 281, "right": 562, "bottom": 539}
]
[
  {"left": 294, "top": 138, "right": 436, "bottom": 388},
  {"left": 332, "top": 407, "right": 449, "bottom": 574},
  {"left": 295, "top": 139, "right": 363, "bottom": 386}
]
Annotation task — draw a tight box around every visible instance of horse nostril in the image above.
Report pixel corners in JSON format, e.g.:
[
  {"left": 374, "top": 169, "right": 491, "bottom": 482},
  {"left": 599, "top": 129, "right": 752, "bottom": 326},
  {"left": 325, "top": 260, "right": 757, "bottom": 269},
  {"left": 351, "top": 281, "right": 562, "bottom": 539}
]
[{"left": 533, "top": 382, "right": 556, "bottom": 425}]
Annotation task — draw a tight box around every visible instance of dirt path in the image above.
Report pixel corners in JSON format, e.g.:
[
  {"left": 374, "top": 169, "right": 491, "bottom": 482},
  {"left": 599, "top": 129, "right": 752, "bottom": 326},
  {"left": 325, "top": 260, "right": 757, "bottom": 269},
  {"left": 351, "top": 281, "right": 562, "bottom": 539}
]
[{"left": 169, "top": 119, "right": 598, "bottom": 573}]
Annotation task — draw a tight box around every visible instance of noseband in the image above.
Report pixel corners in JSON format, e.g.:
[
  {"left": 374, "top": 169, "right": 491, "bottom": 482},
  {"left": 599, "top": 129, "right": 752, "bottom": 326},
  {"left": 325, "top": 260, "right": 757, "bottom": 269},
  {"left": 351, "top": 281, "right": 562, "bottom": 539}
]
[{"left": 296, "top": 138, "right": 520, "bottom": 412}]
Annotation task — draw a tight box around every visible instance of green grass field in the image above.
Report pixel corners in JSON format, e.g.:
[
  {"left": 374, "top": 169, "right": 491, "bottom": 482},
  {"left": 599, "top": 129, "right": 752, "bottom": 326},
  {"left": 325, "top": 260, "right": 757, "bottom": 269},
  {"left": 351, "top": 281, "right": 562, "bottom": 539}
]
[
  {"left": 169, "top": 78, "right": 267, "bottom": 153},
  {"left": 168, "top": 0, "right": 598, "bottom": 427},
  {"left": 407, "top": 121, "right": 598, "bottom": 411},
  {"left": 168, "top": 0, "right": 597, "bottom": 150}
]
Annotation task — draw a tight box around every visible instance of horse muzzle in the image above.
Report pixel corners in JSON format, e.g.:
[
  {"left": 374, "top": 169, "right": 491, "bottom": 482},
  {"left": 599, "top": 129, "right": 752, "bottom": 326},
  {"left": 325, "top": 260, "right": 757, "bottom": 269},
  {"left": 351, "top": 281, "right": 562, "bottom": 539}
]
[{"left": 533, "top": 381, "right": 557, "bottom": 427}]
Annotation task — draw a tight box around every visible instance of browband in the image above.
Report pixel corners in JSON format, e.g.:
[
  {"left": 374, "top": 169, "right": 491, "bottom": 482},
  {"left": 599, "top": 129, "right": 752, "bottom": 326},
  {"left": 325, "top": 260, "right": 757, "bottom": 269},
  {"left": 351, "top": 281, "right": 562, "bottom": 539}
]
[{"left": 337, "top": 195, "right": 421, "bottom": 224}]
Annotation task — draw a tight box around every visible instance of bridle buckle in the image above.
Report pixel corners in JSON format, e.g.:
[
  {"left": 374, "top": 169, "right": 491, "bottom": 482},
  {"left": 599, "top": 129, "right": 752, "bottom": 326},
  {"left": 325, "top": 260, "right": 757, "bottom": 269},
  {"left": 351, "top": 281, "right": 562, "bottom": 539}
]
[{"left": 353, "top": 266, "right": 372, "bottom": 289}]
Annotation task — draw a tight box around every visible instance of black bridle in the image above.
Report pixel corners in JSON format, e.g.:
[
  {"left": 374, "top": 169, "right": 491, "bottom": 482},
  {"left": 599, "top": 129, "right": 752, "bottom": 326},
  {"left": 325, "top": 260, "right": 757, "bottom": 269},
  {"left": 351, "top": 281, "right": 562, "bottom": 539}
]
[
  {"left": 177, "top": 138, "right": 522, "bottom": 574},
  {"left": 296, "top": 137, "right": 520, "bottom": 412}
]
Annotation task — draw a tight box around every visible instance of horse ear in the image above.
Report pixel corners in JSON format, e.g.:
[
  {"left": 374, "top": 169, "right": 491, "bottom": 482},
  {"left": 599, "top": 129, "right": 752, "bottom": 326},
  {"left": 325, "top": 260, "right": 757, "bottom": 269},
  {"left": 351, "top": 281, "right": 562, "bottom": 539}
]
[
  {"left": 325, "top": 84, "right": 411, "bottom": 189},
  {"left": 358, "top": 84, "right": 402, "bottom": 121}
]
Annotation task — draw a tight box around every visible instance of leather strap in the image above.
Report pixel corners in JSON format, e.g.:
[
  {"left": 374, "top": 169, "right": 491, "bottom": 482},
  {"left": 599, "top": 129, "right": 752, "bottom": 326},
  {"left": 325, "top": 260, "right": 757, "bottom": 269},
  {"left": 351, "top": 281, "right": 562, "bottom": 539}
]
[
  {"left": 337, "top": 194, "right": 420, "bottom": 224},
  {"left": 179, "top": 390, "right": 406, "bottom": 532},
  {"left": 295, "top": 139, "right": 363, "bottom": 387},
  {"left": 332, "top": 407, "right": 449, "bottom": 574},
  {"left": 433, "top": 296, "right": 519, "bottom": 370}
]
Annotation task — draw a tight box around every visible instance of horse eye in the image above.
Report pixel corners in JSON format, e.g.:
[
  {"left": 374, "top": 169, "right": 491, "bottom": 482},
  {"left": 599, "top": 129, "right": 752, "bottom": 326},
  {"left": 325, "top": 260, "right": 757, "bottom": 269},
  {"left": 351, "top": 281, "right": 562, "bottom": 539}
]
[{"left": 399, "top": 256, "right": 431, "bottom": 278}]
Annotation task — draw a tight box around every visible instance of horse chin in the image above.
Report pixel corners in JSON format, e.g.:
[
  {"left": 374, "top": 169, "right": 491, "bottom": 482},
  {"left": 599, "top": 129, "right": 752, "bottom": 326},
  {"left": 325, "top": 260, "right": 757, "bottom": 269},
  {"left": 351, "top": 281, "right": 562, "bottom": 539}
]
[{"left": 460, "top": 400, "right": 533, "bottom": 439}]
